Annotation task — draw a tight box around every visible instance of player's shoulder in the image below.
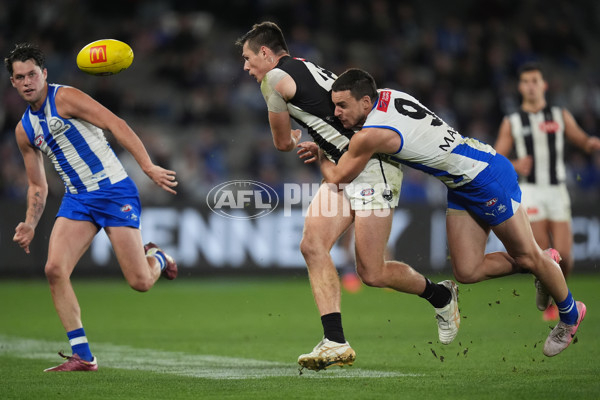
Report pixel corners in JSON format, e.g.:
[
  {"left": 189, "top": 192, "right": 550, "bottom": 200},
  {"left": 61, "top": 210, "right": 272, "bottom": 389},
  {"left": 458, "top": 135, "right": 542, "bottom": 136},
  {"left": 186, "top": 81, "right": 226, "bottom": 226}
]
[
  {"left": 278, "top": 56, "right": 307, "bottom": 73},
  {"left": 279, "top": 56, "right": 333, "bottom": 77}
]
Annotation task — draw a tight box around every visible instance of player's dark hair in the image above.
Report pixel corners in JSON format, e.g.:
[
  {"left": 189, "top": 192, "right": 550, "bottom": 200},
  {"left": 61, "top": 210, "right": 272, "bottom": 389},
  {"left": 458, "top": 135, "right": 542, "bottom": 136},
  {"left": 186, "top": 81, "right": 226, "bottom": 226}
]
[
  {"left": 235, "top": 21, "right": 289, "bottom": 55},
  {"left": 332, "top": 68, "right": 378, "bottom": 102},
  {"left": 4, "top": 43, "right": 45, "bottom": 75},
  {"left": 518, "top": 61, "right": 543, "bottom": 78}
]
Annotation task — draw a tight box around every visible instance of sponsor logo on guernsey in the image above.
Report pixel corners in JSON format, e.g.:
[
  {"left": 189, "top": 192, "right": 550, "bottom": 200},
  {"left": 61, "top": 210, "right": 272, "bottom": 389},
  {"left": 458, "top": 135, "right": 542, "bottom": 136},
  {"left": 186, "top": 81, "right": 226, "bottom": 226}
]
[
  {"left": 377, "top": 91, "right": 391, "bottom": 112},
  {"left": 48, "top": 117, "right": 70, "bottom": 136},
  {"left": 90, "top": 45, "right": 107, "bottom": 64},
  {"left": 121, "top": 204, "right": 133, "bottom": 212},
  {"left": 539, "top": 121, "right": 559, "bottom": 133},
  {"left": 485, "top": 198, "right": 498, "bottom": 207}
]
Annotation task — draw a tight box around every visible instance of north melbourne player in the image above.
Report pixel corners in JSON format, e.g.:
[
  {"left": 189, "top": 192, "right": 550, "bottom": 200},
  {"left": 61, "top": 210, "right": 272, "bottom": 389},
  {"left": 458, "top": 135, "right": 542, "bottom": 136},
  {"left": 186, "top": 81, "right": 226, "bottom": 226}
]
[
  {"left": 318, "top": 68, "right": 585, "bottom": 357},
  {"left": 5, "top": 43, "right": 178, "bottom": 371}
]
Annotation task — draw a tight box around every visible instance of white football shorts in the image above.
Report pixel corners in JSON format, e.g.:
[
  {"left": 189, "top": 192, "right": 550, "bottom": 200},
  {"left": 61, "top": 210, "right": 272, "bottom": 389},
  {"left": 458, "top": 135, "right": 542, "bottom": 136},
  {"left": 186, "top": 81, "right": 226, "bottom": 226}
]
[
  {"left": 520, "top": 182, "right": 571, "bottom": 222},
  {"left": 344, "top": 156, "right": 403, "bottom": 211}
]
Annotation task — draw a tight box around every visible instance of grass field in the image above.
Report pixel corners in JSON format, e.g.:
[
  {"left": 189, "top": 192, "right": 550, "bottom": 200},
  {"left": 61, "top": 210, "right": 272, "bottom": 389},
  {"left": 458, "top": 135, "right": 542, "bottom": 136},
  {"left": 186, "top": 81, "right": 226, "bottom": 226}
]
[{"left": 1, "top": 273, "right": 599, "bottom": 399}]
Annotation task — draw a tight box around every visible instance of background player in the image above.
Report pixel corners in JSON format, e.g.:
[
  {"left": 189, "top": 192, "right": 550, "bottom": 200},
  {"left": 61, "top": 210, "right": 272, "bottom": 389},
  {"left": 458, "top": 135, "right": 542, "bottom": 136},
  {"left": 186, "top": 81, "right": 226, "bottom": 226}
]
[
  {"left": 318, "top": 68, "right": 585, "bottom": 357},
  {"left": 494, "top": 62, "right": 600, "bottom": 320},
  {"left": 236, "top": 22, "right": 459, "bottom": 371},
  {"left": 6, "top": 43, "right": 178, "bottom": 371}
]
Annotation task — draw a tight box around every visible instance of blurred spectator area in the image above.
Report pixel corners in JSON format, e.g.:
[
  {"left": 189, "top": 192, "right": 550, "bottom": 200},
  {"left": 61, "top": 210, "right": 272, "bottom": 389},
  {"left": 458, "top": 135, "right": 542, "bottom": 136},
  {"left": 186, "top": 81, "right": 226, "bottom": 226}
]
[{"left": 1, "top": 0, "right": 599, "bottom": 205}]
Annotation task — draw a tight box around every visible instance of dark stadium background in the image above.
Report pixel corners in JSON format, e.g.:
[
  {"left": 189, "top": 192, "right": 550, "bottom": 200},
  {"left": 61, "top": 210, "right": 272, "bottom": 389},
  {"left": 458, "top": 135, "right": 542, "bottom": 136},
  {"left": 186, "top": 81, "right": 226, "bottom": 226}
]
[{"left": 1, "top": 0, "right": 599, "bottom": 275}]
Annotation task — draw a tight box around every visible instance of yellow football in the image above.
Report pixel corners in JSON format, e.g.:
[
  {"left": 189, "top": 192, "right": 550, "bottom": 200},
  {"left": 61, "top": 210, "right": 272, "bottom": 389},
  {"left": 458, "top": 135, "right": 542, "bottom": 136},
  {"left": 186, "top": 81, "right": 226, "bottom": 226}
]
[{"left": 76, "top": 39, "right": 134, "bottom": 76}]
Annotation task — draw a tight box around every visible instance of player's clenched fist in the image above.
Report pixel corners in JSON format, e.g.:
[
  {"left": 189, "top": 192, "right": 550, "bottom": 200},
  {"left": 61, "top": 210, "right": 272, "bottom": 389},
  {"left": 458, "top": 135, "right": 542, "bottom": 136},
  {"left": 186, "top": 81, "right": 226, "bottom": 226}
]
[{"left": 13, "top": 222, "right": 35, "bottom": 254}]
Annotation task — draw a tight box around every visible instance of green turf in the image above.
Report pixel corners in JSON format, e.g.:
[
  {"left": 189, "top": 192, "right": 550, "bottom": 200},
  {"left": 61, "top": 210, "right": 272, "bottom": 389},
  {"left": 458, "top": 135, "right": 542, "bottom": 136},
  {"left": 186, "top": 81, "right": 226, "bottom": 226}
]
[{"left": 1, "top": 273, "right": 599, "bottom": 399}]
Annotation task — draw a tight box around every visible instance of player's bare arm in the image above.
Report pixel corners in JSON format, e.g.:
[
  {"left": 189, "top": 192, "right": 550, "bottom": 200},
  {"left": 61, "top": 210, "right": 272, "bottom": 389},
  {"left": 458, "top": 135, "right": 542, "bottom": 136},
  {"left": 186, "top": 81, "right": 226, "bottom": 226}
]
[
  {"left": 268, "top": 111, "right": 301, "bottom": 151},
  {"left": 494, "top": 117, "right": 532, "bottom": 176},
  {"left": 266, "top": 74, "right": 300, "bottom": 151},
  {"left": 563, "top": 109, "right": 600, "bottom": 153},
  {"left": 13, "top": 122, "right": 48, "bottom": 254},
  {"left": 55, "top": 86, "right": 178, "bottom": 195},
  {"left": 320, "top": 128, "right": 398, "bottom": 184}
]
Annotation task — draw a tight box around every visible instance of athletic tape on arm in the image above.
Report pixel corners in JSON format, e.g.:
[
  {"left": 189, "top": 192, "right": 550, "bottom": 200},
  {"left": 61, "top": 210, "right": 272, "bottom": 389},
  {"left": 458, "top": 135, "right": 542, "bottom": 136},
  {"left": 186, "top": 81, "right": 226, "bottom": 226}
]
[{"left": 260, "top": 69, "right": 289, "bottom": 113}]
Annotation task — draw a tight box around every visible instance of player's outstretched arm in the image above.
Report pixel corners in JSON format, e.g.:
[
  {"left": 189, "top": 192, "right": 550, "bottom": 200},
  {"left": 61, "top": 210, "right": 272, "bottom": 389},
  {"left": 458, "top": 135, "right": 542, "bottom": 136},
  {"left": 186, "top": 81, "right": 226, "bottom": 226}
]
[
  {"left": 320, "top": 129, "right": 377, "bottom": 184},
  {"left": 13, "top": 123, "right": 48, "bottom": 254},
  {"left": 321, "top": 127, "right": 401, "bottom": 184},
  {"left": 56, "top": 86, "right": 178, "bottom": 195}
]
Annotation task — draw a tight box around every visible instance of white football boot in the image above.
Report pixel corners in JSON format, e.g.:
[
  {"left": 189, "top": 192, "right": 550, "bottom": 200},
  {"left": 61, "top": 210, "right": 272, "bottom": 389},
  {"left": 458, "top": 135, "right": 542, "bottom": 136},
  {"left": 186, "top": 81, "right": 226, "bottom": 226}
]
[
  {"left": 435, "top": 280, "right": 460, "bottom": 345},
  {"left": 297, "top": 338, "right": 356, "bottom": 371},
  {"left": 543, "top": 301, "right": 586, "bottom": 357}
]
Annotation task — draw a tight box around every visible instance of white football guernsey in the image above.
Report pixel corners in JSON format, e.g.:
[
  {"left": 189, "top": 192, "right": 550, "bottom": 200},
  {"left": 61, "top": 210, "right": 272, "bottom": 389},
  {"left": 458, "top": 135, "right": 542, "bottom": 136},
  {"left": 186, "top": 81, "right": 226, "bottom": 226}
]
[{"left": 364, "top": 89, "right": 496, "bottom": 189}]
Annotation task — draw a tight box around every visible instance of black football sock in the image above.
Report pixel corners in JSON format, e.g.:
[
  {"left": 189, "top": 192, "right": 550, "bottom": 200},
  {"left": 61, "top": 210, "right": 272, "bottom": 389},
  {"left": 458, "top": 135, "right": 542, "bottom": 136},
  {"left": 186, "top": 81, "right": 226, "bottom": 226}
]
[
  {"left": 419, "top": 278, "right": 452, "bottom": 308},
  {"left": 321, "top": 312, "right": 346, "bottom": 343}
]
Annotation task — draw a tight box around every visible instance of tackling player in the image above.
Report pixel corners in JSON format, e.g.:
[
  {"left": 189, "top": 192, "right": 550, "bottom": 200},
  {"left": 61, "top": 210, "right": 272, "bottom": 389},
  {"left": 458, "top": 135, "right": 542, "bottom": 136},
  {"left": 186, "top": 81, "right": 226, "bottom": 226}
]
[{"left": 319, "top": 68, "right": 585, "bottom": 357}]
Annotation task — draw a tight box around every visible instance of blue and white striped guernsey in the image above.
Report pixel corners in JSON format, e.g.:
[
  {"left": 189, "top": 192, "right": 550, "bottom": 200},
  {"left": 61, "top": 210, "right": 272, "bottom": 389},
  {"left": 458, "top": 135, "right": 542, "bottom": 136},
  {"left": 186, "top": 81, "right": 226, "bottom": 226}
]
[{"left": 20, "top": 84, "right": 128, "bottom": 194}]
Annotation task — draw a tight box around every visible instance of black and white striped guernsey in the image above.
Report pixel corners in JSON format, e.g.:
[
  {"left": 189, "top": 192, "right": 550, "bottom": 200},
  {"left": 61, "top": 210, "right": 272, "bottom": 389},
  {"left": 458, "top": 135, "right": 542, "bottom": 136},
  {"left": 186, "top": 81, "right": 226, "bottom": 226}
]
[
  {"left": 273, "top": 56, "right": 354, "bottom": 163},
  {"left": 507, "top": 105, "right": 566, "bottom": 185}
]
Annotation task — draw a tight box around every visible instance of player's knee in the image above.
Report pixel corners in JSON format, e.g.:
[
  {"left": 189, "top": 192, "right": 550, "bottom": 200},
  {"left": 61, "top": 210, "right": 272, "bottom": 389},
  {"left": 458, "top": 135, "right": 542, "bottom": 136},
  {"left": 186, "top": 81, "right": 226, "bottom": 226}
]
[
  {"left": 300, "top": 234, "right": 327, "bottom": 260},
  {"left": 453, "top": 272, "right": 478, "bottom": 284},
  {"left": 452, "top": 267, "right": 481, "bottom": 284},
  {"left": 127, "top": 275, "right": 154, "bottom": 292},
  {"left": 44, "top": 261, "right": 68, "bottom": 283},
  {"left": 356, "top": 262, "right": 386, "bottom": 288}
]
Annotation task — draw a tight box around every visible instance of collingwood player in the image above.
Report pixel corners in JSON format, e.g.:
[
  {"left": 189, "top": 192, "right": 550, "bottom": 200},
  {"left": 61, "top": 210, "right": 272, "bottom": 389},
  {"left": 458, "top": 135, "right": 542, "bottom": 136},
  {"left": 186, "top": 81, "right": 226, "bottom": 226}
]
[
  {"left": 236, "top": 22, "right": 459, "bottom": 371},
  {"left": 494, "top": 62, "right": 600, "bottom": 320},
  {"left": 320, "top": 68, "right": 585, "bottom": 358}
]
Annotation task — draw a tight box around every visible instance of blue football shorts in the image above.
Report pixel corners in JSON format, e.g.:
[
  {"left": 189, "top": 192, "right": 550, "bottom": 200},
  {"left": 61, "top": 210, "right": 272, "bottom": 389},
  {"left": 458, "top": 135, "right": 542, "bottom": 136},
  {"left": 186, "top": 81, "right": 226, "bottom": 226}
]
[
  {"left": 447, "top": 154, "right": 522, "bottom": 226},
  {"left": 57, "top": 177, "right": 142, "bottom": 229}
]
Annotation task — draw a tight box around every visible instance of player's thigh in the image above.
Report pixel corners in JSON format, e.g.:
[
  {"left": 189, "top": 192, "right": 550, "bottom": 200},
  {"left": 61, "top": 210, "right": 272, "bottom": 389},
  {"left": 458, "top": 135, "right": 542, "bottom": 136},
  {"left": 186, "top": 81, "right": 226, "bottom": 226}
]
[
  {"left": 445, "top": 210, "right": 489, "bottom": 273},
  {"left": 303, "top": 183, "right": 353, "bottom": 248},
  {"left": 492, "top": 206, "right": 539, "bottom": 259},
  {"left": 47, "top": 217, "right": 98, "bottom": 272},
  {"left": 104, "top": 226, "right": 147, "bottom": 275},
  {"left": 353, "top": 210, "right": 393, "bottom": 270}
]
